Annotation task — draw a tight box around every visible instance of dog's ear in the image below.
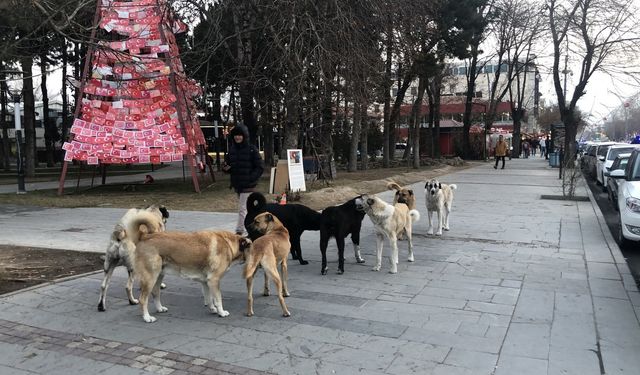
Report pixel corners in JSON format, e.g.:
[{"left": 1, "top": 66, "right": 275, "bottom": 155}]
[
  {"left": 239, "top": 237, "right": 252, "bottom": 251},
  {"left": 438, "top": 183, "right": 442, "bottom": 189},
  {"left": 159, "top": 206, "right": 169, "bottom": 219},
  {"left": 424, "top": 181, "right": 429, "bottom": 188},
  {"left": 113, "top": 224, "right": 127, "bottom": 241},
  {"left": 408, "top": 189, "right": 414, "bottom": 196},
  {"left": 367, "top": 198, "right": 375, "bottom": 206},
  {"left": 266, "top": 213, "right": 273, "bottom": 222}
]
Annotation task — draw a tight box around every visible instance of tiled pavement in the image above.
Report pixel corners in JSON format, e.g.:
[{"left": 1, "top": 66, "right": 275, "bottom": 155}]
[{"left": 1, "top": 157, "right": 639, "bottom": 374}]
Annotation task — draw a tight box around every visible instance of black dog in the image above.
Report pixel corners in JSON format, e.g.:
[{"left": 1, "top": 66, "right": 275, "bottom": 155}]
[
  {"left": 245, "top": 192, "right": 322, "bottom": 265},
  {"left": 319, "top": 196, "right": 367, "bottom": 275}
]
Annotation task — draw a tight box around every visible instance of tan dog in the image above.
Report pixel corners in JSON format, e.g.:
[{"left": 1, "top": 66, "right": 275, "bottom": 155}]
[
  {"left": 360, "top": 194, "right": 420, "bottom": 274},
  {"left": 244, "top": 212, "right": 291, "bottom": 317},
  {"left": 387, "top": 181, "right": 416, "bottom": 209},
  {"left": 132, "top": 227, "right": 251, "bottom": 323},
  {"left": 98, "top": 205, "right": 168, "bottom": 312},
  {"left": 425, "top": 178, "right": 457, "bottom": 236}
]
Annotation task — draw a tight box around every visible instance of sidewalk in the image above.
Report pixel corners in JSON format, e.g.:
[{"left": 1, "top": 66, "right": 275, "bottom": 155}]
[{"left": 1, "top": 156, "right": 639, "bottom": 374}]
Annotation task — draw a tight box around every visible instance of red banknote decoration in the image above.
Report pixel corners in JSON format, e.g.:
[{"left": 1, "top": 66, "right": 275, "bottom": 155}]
[{"left": 60, "top": 0, "right": 205, "bottom": 170}]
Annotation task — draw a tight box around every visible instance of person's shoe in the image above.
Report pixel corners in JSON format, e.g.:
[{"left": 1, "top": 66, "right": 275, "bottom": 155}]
[
  {"left": 493, "top": 165, "right": 497, "bottom": 169},
  {"left": 501, "top": 167, "right": 505, "bottom": 169}
]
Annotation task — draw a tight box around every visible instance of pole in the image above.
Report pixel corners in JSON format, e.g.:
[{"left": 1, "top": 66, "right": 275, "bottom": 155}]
[{"left": 13, "top": 98, "right": 26, "bottom": 194}]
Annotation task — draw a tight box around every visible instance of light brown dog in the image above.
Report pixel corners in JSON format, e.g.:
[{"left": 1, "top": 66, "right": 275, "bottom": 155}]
[
  {"left": 132, "top": 227, "right": 251, "bottom": 323},
  {"left": 387, "top": 181, "right": 416, "bottom": 210},
  {"left": 244, "top": 212, "right": 291, "bottom": 317},
  {"left": 360, "top": 194, "right": 420, "bottom": 274},
  {"left": 98, "top": 206, "right": 168, "bottom": 312}
]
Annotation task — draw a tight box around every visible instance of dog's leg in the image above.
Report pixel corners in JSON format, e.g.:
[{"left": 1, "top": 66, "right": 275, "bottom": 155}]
[
  {"left": 436, "top": 210, "right": 443, "bottom": 236},
  {"left": 406, "top": 224, "right": 414, "bottom": 263},
  {"left": 389, "top": 235, "right": 399, "bottom": 274},
  {"left": 351, "top": 227, "right": 365, "bottom": 263},
  {"left": 139, "top": 275, "right": 156, "bottom": 323},
  {"left": 125, "top": 268, "right": 139, "bottom": 305},
  {"left": 263, "top": 269, "right": 270, "bottom": 296},
  {"left": 97, "top": 262, "right": 117, "bottom": 312},
  {"left": 320, "top": 232, "right": 330, "bottom": 275},
  {"left": 201, "top": 282, "right": 216, "bottom": 312},
  {"left": 152, "top": 273, "right": 168, "bottom": 314},
  {"left": 372, "top": 233, "right": 384, "bottom": 272},
  {"left": 443, "top": 202, "right": 451, "bottom": 231},
  {"left": 264, "top": 261, "right": 291, "bottom": 317},
  {"left": 208, "top": 275, "right": 229, "bottom": 317},
  {"left": 292, "top": 234, "right": 308, "bottom": 265},
  {"left": 246, "top": 273, "right": 255, "bottom": 317},
  {"left": 281, "top": 259, "right": 290, "bottom": 297},
  {"left": 427, "top": 210, "right": 434, "bottom": 235},
  {"left": 336, "top": 236, "right": 346, "bottom": 275}
]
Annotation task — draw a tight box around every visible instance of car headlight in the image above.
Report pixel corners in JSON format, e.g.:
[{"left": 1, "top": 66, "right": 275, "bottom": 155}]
[{"left": 626, "top": 197, "right": 640, "bottom": 212}]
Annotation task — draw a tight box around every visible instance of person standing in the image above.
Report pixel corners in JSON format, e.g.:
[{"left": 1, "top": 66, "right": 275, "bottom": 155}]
[
  {"left": 223, "top": 124, "right": 264, "bottom": 235},
  {"left": 494, "top": 135, "right": 508, "bottom": 169},
  {"left": 539, "top": 137, "right": 546, "bottom": 158}
]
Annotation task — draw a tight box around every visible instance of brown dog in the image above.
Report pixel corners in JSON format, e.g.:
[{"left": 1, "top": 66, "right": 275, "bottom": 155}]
[
  {"left": 244, "top": 212, "right": 291, "bottom": 317},
  {"left": 387, "top": 181, "right": 416, "bottom": 209},
  {"left": 132, "top": 226, "right": 251, "bottom": 323}
]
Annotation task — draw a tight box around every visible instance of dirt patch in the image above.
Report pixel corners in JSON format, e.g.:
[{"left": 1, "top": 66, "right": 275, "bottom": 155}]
[{"left": 0, "top": 245, "right": 103, "bottom": 295}]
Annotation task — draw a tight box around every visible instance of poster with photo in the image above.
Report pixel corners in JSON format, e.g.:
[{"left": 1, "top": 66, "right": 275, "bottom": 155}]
[{"left": 287, "top": 149, "right": 306, "bottom": 192}]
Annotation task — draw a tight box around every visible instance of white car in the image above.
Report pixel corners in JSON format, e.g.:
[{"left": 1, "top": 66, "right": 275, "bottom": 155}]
[
  {"left": 610, "top": 149, "right": 640, "bottom": 248},
  {"left": 597, "top": 144, "right": 639, "bottom": 190}
]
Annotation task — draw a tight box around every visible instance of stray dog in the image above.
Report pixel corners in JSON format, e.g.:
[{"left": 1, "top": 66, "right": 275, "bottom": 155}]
[
  {"left": 387, "top": 181, "right": 416, "bottom": 209},
  {"left": 425, "top": 178, "right": 457, "bottom": 236},
  {"left": 360, "top": 194, "right": 420, "bottom": 274},
  {"left": 244, "top": 212, "right": 291, "bottom": 317},
  {"left": 98, "top": 205, "right": 169, "bottom": 312},
  {"left": 132, "top": 227, "right": 252, "bottom": 323},
  {"left": 319, "top": 196, "right": 366, "bottom": 275},
  {"left": 245, "top": 192, "right": 322, "bottom": 265}
]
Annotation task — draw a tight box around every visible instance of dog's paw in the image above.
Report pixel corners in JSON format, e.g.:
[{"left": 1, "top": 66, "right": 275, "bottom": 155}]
[
  {"left": 97, "top": 302, "right": 105, "bottom": 312},
  {"left": 435, "top": 231, "right": 443, "bottom": 236},
  {"left": 299, "top": 260, "right": 309, "bottom": 265},
  {"left": 389, "top": 268, "right": 398, "bottom": 274},
  {"left": 283, "top": 311, "right": 291, "bottom": 317},
  {"left": 209, "top": 306, "right": 218, "bottom": 314},
  {"left": 321, "top": 267, "right": 328, "bottom": 275},
  {"left": 129, "top": 298, "right": 139, "bottom": 305},
  {"left": 443, "top": 227, "right": 450, "bottom": 231},
  {"left": 372, "top": 265, "right": 381, "bottom": 272},
  {"left": 336, "top": 269, "right": 344, "bottom": 275},
  {"left": 157, "top": 306, "right": 168, "bottom": 313},
  {"left": 160, "top": 283, "right": 167, "bottom": 289},
  {"left": 263, "top": 289, "right": 270, "bottom": 296},
  {"left": 283, "top": 291, "right": 291, "bottom": 297},
  {"left": 143, "top": 315, "right": 157, "bottom": 323},
  {"left": 217, "top": 310, "right": 230, "bottom": 317},
  {"left": 246, "top": 311, "right": 254, "bottom": 317},
  {"left": 408, "top": 255, "right": 415, "bottom": 262},
  {"left": 427, "top": 229, "right": 434, "bottom": 235},
  {"left": 356, "top": 257, "right": 365, "bottom": 264}
]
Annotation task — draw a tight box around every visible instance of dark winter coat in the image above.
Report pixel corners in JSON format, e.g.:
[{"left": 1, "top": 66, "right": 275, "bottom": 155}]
[{"left": 225, "top": 125, "right": 264, "bottom": 193}]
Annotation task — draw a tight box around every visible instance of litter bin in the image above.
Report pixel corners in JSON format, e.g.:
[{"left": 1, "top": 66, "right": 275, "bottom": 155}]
[{"left": 549, "top": 152, "right": 559, "bottom": 167}]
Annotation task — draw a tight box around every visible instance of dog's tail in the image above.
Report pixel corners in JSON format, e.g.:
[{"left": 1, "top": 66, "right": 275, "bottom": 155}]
[
  {"left": 449, "top": 184, "right": 457, "bottom": 190},
  {"left": 409, "top": 209, "right": 420, "bottom": 223},
  {"left": 119, "top": 211, "right": 164, "bottom": 245},
  {"left": 246, "top": 192, "right": 267, "bottom": 215},
  {"left": 243, "top": 247, "right": 264, "bottom": 279},
  {"left": 387, "top": 181, "right": 402, "bottom": 191}
]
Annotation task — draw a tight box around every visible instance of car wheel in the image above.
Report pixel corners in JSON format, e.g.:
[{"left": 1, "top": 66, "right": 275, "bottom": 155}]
[{"left": 618, "top": 214, "right": 632, "bottom": 249}]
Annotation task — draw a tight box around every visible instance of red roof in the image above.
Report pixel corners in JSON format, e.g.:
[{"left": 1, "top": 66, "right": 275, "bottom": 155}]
[{"left": 399, "top": 97, "right": 513, "bottom": 117}]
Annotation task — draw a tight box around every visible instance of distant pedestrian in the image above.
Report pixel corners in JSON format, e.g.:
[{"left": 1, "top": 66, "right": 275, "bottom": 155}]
[
  {"left": 539, "top": 137, "right": 546, "bottom": 158},
  {"left": 494, "top": 135, "right": 508, "bottom": 169},
  {"left": 222, "top": 124, "right": 265, "bottom": 235},
  {"left": 522, "top": 140, "right": 530, "bottom": 158},
  {"left": 544, "top": 136, "right": 550, "bottom": 159}
]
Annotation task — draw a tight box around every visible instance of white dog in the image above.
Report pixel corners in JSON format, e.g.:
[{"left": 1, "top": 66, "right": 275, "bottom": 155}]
[
  {"left": 98, "top": 205, "right": 168, "bottom": 312},
  {"left": 425, "top": 179, "right": 457, "bottom": 236},
  {"left": 359, "top": 194, "right": 420, "bottom": 274}
]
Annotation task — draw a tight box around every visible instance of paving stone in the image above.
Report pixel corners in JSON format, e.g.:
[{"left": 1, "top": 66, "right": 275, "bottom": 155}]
[
  {"left": 502, "top": 322, "right": 550, "bottom": 359},
  {"left": 444, "top": 348, "right": 498, "bottom": 373},
  {"left": 550, "top": 312, "right": 597, "bottom": 350},
  {"left": 464, "top": 301, "right": 514, "bottom": 316},
  {"left": 512, "top": 288, "right": 554, "bottom": 323},
  {"left": 494, "top": 355, "right": 548, "bottom": 375},
  {"left": 548, "top": 347, "right": 601, "bottom": 375},
  {"left": 385, "top": 354, "right": 438, "bottom": 374}
]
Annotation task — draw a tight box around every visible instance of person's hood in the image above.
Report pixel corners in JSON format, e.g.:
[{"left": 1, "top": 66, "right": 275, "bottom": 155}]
[{"left": 229, "top": 124, "right": 250, "bottom": 141}]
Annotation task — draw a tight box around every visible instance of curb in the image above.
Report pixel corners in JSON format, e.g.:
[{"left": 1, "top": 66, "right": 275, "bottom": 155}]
[{"left": 0, "top": 269, "right": 103, "bottom": 298}]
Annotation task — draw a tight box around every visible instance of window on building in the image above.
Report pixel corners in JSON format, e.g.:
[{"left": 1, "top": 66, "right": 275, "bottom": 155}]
[{"left": 484, "top": 65, "right": 494, "bottom": 73}]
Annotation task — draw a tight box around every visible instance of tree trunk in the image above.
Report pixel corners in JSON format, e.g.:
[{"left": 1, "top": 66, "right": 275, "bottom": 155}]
[
  {"left": 281, "top": 80, "right": 299, "bottom": 159},
  {"left": 21, "top": 56, "right": 37, "bottom": 176},
  {"left": 0, "top": 69, "right": 10, "bottom": 171},
  {"left": 348, "top": 99, "right": 361, "bottom": 172},
  {"left": 361, "top": 110, "right": 369, "bottom": 171},
  {"left": 41, "top": 52, "right": 54, "bottom": 167},
  {"left": 412, "top": 76, "right": 426, "bottom": 169},
  {"left": 382, "top": 23, "right": 393, "bottom": 168},
  {"left": 462, "top": 45, "right": 480, "bottom": 159},
  {"left": 432, "top": 75, "right": 442, "bottom": 158},
  {"left": 61, "top": 38, "right": 69, "bottom": 142},
  {"left": 511, "top": 109, "right": 523, "bottom": 158}
]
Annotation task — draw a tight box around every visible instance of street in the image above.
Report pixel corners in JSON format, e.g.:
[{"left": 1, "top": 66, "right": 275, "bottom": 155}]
[{"left": 584, "top": 174, "right": 640, "bottom": 287}]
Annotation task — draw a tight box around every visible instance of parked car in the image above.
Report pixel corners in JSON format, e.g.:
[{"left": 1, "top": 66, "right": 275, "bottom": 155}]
[
  {"left": 588, "top": 142, "right": 617, "bottom": 180},
  {"left": 581, "top": 143, "right": 598, "bottom": 172},
  {"left": 605, "top": 153, "right": 632, "bottom": 210},
  {"left": 597, "top": 144, "right": 638, "bottom": 189},
  {"left": 609, "top": 148, "right": 640, "bottom": 248}
]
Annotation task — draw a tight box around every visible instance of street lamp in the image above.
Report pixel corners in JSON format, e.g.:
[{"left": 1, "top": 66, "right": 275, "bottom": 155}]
[{"left": 6, "top": 71, "right": 26, "bottom": 194}]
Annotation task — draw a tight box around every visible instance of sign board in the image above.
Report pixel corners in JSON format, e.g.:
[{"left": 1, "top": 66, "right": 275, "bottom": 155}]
[
  {"left": 272, "top": 160, "right": 289, "bottom": 194},
  {"left": 287, "top": 149, "right": 306, "bottom": 192}
]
